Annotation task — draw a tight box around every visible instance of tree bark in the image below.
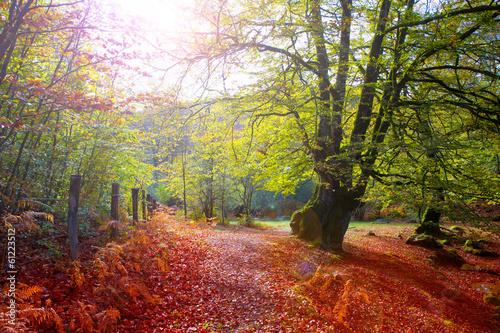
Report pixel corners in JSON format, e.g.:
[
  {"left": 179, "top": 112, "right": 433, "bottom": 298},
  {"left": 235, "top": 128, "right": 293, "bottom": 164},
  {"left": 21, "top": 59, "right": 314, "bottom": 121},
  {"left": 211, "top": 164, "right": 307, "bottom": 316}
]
[
  {"left": 291, "top": 0, "right": 390, "bottom": 251},
  {"left": 291, "top": 172, "right": 359, "bottom": 250}
]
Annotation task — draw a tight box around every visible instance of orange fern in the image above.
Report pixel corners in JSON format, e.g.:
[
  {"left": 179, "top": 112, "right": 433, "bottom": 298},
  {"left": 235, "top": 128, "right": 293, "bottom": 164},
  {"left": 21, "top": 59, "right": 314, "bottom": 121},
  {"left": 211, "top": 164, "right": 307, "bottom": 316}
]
[
  {"left": 154, "top": 253, "right": 170, "bottom": 273},
  {"left": 92, "top": 257, "right": 110, "bottom": 281},
  {"left": 18, "top": 308, "right": 64, "bottom": 333},
  {"left": 0, "top": 315, "right": 29, "bottom": 332},
  {"left": 15, "top": 284, "right": 43, "bottom": 301},
  {"left": 96, "top": 307, "right": 120, "bottom": 333},
  {"left": 68, "top": 301, "right": 95, "bottom": 333},
  {"left": 67, "top": 261, "right": 85, "bottom": 288}
]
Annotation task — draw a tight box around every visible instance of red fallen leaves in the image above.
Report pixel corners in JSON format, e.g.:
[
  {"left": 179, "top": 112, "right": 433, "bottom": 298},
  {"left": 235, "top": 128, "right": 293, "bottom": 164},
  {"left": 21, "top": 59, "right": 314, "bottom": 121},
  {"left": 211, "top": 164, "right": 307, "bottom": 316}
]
[{"left": 2, "top": 216, "right": 499, "bottom": 332}]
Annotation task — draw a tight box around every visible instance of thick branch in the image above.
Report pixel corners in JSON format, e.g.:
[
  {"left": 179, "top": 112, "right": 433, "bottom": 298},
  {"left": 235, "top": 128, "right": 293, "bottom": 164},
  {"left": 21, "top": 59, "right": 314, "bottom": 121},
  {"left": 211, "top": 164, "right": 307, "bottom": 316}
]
[
  {"left": 383, "top": 5, "right": 500, "bottom": 35},
  {"left": 418, "top": 65, "right": 500, "bottom": 80},
  {"left": 350, "top": 0, "right": 392, "bottom": 144}
]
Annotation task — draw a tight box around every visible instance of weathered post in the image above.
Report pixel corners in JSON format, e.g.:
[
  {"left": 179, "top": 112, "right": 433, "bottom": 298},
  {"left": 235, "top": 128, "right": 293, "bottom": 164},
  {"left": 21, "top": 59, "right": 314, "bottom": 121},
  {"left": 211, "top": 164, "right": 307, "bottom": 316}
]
[
  {"left": 68, "top": 175, "right": 82, "bottom": 261},
  {"left": 146, "top": 194, "right": 152, "bottom": 219},
  {"left": 152, "top": 199, "right": 157, "bottom": 213},
  {"left": 132, "top": 188, "right": 139, "bottom": 223},
  {"left": 111, "top": 183, "right": 119, "bottom": 220},
  {"left": 141, "top": 189, "right": 146, "bottom": 221}
]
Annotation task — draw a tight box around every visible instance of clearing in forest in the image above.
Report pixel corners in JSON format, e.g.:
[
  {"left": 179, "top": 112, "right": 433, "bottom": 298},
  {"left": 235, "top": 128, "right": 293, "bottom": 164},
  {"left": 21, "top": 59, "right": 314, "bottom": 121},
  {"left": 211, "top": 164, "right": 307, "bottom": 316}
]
[{"left": 1, "top": 212, "right": 500, "bottom": 332}]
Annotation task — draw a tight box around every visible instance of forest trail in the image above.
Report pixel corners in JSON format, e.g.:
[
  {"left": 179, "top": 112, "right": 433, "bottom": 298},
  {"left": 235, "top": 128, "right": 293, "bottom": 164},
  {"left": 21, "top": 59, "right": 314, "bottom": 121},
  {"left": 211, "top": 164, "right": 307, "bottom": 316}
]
[
  {"left": 196, "top": 228, "right": 297, "bottom": 331},
  {"left": 3, "top": 214, "right": 500, "bottom": 333},
  {"left": 142, "top": 219, "right": 500, "bottom": 333},
  {"left": 148, "top": 225, "right": 331, "bottom": 332}
]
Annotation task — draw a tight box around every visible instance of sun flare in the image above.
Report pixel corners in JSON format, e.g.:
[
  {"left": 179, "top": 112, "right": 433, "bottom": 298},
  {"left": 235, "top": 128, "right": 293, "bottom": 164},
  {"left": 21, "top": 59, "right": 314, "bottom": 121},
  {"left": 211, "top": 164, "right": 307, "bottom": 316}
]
[{"left": 102, "top": 0, "right": 195, "bottom": 33}]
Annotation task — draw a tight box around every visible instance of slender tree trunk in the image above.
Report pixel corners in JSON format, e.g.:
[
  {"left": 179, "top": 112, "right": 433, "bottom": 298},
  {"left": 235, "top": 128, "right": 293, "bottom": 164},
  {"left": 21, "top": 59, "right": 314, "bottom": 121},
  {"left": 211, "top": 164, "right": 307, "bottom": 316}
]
[
  {"left": 4, "top": 129, "right": 30, "bottom": 197},
  {"left": 182, "top": 161, "right": 187, "bottom": 217},
  {"left": 221, "top": 173, "right": 226, "bottom": 223}
]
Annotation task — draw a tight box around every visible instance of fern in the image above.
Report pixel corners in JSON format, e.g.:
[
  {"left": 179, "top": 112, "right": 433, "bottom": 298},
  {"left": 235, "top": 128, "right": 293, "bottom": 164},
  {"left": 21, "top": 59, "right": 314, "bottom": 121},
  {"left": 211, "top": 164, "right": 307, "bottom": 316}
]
[
  {"left": 134, "top": 282, "right": 159, "bottom": 305},
  {"left": 21, "top": 211, "right": 53, "bottom": 224},
  {"left": 0, "top": 212, "right": 49, "bottom": 236},
  {"left": 67, "top": 261, "right": 85, "bottom": 288},
  {"left": 96, "top": 307, "right": 120, "bottom": 333},
  {"left": 0, "top": 305, "right": 29, "bottom": 333},
  {"left": 154, "top": 253, "right": 170, "bottom": 273},
  {"left": 16, "top": 200, "right": 35, "bottom": 210},
  {"left": 117, "top": 277, "right": 140, "bottom": 300},
  {"left": 1, "top": 215, "right": 21, "bottom": 232},
  {"left": 92, "top": 257, "right": 110, "bottom": 281},
  {"left": 18, "top": 308, "right": 64, "bottom": 333},
  {"left": 130, "top": 230, "right": 151, "bottom": 246},
  {"left": 15, "top": 284, "right": 43, "bottom": 301},
  {"left": 99, "top": 220, "right": 121, "bottom": 238},
  {"left": 96, "top": 245, "right": 124, "bottom": 272},
  {"left": 68, "top": 302, "right": 95, "bottom": 333},
  {"left": 0, "top": 316, "right": 29, "bottom": 333},
  {"left": 117, "top": 277, "right": 158, "bottom": 305},
  {"left": 333, "top": 280, "right": 354, "bottom": 324}
]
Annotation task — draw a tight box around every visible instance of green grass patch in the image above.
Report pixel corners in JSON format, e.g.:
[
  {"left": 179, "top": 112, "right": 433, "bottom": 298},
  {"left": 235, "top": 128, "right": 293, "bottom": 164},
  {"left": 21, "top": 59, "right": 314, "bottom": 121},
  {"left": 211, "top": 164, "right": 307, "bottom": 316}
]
[{"left": 229, "top": 219, "right": 291, "bottom": 229}]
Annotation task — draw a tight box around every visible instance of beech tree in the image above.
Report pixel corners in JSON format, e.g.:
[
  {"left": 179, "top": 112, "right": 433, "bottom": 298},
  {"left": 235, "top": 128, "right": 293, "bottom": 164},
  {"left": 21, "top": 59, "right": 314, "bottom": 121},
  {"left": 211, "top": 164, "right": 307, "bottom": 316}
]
[{"left": 173, "top": 0, "right": 500, "bottom": 249}]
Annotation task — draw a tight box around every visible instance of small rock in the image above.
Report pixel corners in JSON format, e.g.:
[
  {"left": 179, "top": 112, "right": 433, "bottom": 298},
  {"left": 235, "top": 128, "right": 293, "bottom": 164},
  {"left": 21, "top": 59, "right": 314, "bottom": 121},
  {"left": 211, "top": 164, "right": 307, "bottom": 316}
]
[
  {"left": 367, "top": 231, "right": 376, "bottom": 236},
  {"left": 406, "top": 234, "right": 443, "bottom": 249},
  {"left": 464, "top": 240, "right": 498, "bottom": 257},
  {"left": 430, "top": 249, "right": 464, "bottom": 267},
  {"left": 484, "top": 292, "right": 500, "bottom": 306}
]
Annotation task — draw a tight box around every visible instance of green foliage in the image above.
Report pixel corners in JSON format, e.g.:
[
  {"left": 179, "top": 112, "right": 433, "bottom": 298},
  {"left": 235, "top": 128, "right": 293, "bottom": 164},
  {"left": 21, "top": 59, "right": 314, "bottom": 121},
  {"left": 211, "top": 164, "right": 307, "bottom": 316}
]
[
  {"left": 173, "top": 0, "right": 500, "bottom": 242},
  {"left": 154, "top": 184, "right": 175, "bottom": 205}
]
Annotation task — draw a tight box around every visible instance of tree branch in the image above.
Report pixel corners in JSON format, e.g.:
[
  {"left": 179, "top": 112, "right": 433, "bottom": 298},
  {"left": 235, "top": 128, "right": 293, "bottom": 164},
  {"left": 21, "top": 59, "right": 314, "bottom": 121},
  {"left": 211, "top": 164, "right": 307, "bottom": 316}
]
[{"left": 383, "top": 5, "right": 500, "bottom": 35}]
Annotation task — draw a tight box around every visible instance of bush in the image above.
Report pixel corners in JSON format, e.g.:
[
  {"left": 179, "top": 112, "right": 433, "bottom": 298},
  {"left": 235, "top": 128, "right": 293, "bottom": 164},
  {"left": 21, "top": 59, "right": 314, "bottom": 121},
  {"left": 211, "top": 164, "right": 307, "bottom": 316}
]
[{"left": 382, "top": 204, "right": 411, "bottom": 219}]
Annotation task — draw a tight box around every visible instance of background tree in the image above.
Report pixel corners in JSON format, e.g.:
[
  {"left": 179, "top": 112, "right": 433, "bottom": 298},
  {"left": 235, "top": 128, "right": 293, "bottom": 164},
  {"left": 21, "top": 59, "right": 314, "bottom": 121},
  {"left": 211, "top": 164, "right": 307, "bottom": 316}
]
[{"left": 0, "top": 0, "right": 159, "bottom": 215}]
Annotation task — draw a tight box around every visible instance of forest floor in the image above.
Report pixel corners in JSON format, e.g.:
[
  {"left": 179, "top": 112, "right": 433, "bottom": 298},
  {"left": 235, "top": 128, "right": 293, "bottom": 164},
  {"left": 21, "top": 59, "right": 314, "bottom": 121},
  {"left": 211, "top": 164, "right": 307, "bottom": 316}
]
[{"left": 1, "top": 211, "right": 500, "bottom": 332}]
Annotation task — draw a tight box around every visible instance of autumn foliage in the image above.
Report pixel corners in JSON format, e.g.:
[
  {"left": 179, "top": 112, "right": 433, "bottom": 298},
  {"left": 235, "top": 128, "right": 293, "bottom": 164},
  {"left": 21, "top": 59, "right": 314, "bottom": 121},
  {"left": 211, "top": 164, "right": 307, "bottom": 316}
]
[{"left": 1, "top": 210, "right": 499, "bottom": 332}]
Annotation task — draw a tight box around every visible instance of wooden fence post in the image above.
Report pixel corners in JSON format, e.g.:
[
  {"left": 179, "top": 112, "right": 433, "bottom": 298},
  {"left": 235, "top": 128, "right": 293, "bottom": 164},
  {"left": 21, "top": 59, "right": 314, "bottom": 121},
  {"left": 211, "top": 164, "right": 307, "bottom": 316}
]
[
  {"left": 132, "top": 188, "right": 139, "bottom": 223},
  {"left": 152, "top": 199, "right": 157, "bottom": 213},
  {"left": 142, "top": 190, "right": 146, "bottom": 221},
  {"left": 146, "top": 194, "right": 152, "bottom": 219},
  {"left": 68, "top": 175, "right": 82, "bottom": 261},
  {"left": 111, "top": 183, "right": 119, "bottom": 220}
]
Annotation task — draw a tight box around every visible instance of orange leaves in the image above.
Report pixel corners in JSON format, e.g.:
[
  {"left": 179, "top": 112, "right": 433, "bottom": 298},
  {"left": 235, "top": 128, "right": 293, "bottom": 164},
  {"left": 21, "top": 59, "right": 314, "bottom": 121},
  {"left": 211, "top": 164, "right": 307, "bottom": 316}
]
[
  {"left": 19, "top": 307, "right": 65, "bottom": 333},
  {"left": 154, "top": 253, "right": 170, "bottom": 272},
  {"left": 332, "top": 280, "right": 372, "bottom": 328},
  {"left": 95, "top": 307, "right": 121, "bottom": 333},
  {"left": 6, "top": 214, "right": 500, "bottom": 332},
  {"left": 67, "top": 261, "right": 85, "bottom": 288},
  {"left": 68, "top": 302, "right": 96, "bottom": 333}
]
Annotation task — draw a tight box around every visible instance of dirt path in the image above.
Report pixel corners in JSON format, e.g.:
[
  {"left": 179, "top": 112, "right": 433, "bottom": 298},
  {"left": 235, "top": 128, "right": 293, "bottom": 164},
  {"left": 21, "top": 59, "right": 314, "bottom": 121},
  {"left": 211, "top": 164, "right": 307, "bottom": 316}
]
[
  {"left": 142, "top": 222, "right": 500, "bottom": 333},
  {"left": 199, "top": 229, "right": 290, "bottom": 331},
  {"left": 163, "top": 227, "right": 329, "bottom": 332}
]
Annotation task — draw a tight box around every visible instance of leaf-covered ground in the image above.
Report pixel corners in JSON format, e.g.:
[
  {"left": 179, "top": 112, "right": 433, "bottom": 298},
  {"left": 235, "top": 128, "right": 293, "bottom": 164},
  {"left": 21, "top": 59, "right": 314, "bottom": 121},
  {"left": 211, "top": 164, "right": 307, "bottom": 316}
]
[{"left": 2, "top": 213, "right": 500, "bottom": 332}]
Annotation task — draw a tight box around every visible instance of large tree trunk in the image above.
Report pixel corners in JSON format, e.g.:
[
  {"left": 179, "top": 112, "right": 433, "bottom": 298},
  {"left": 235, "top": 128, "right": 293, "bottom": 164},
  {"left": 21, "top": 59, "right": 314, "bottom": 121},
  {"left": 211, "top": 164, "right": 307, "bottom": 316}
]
[{"left": 290, "top": 173, "right": 359, "bottom": 251}]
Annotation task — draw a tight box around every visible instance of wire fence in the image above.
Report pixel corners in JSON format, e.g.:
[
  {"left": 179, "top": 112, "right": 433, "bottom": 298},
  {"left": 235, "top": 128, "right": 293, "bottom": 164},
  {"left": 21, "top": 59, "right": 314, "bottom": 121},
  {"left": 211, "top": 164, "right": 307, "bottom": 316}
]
[{"left": 0, "top": 174, "right": 160, "bottom": 262}]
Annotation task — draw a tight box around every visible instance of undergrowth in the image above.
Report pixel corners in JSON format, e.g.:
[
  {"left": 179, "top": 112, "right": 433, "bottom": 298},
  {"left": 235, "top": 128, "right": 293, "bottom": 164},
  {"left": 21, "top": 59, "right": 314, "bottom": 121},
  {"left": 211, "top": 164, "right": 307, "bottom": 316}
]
[{"left": 0, "top": 209, "right": 174, "bottom": 332}]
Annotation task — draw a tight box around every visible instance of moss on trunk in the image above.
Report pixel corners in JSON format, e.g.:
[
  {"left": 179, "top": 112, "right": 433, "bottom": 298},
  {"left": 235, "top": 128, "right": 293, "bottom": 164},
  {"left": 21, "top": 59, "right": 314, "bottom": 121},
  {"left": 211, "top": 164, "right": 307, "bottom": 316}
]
[
  {"left": 422, "top": 206, "right": 441, "bottom": 224},
  {"left": 290, "top": 182, "right": 355, "bottom": 251}
]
